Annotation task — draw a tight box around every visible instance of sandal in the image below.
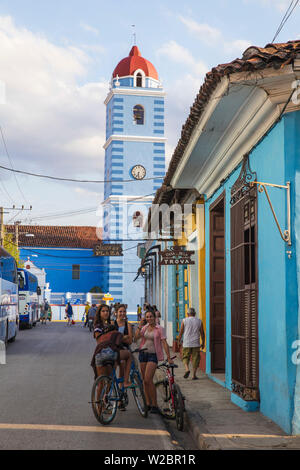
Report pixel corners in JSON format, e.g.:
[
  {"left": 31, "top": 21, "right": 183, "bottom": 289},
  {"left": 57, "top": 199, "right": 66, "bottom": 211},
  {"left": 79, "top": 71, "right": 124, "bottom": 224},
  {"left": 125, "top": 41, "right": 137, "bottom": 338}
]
[{"left": 184, "top": 371, "right": 190, "bottom": 379}]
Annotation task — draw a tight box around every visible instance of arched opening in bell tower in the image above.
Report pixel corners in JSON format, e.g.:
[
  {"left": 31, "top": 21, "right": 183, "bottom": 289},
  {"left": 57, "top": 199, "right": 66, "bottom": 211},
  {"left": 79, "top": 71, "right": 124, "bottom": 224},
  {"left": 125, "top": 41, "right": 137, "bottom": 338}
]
[{"left": 133, "top": 105, "right": 144, "bottom": 125}]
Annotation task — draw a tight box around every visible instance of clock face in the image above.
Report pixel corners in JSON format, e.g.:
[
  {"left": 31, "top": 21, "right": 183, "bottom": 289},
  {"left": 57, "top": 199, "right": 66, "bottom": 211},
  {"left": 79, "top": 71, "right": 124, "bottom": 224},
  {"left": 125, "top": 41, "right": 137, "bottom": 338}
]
[{"left": 131, "top": 165, "right": 146, "bottom": 180}]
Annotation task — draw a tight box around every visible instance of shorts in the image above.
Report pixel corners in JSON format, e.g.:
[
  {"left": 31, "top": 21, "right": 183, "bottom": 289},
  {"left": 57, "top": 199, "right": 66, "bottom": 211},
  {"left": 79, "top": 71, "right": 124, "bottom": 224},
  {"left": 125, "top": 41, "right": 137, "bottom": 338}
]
[
  {"left": 182, "top": 347, "right": 200, "bottom": 370},
  {"left": 139, "top": 351, "right": 158, "bottom": 364},
  {"left": 95, "top": 349, "right": 118, "bottom": 367}
]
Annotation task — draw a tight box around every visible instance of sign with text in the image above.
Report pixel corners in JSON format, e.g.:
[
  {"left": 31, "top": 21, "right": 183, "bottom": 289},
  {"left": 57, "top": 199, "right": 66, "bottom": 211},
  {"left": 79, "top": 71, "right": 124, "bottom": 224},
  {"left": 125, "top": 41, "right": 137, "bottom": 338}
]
[
  {"left": 159, "top": 246, "right": 195, "bottom": 266},
  {"left": 94, "top": 244, "right": 123, "bottom": 257}
]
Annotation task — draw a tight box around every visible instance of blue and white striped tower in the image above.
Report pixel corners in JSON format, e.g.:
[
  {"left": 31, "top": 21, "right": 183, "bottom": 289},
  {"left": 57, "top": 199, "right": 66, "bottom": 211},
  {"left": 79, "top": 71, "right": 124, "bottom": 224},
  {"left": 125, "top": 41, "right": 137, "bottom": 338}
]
[{"left": 102, "top": 45, "right": 166, "bottom": 315}]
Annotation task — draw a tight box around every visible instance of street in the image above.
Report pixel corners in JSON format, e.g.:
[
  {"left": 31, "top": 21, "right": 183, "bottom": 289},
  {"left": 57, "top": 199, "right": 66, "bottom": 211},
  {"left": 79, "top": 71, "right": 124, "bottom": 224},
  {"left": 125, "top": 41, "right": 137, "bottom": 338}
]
[{"left": 0, "top": 322, "right": 196, "bottom": 451}]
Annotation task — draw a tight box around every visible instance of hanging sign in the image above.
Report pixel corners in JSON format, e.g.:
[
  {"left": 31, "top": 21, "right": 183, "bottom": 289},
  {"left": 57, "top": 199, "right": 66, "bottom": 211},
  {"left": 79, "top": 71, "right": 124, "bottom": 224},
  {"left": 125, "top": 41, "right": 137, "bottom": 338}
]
[
  {"left": 93, "top": 243, "right": 123, "bottom": 257},
  {"left": 159, "top": 246, "right": 195, "bottom": 266}
]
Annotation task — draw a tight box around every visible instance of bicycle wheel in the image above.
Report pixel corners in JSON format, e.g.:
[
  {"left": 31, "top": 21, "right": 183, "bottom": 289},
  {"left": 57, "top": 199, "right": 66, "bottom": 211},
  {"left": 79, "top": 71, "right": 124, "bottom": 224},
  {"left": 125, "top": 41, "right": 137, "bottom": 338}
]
[
  {"left": 91, "top": 375, "right": 118, "bottom": 425},
  {"left": 174, "top": 383, "right": 184, "bottom": 431},
  {"left": 155, "top": 379, "right": 175, "bottom": 419},
  {"left": 131, "top": 372, "right": 148, "bottom": 418}
]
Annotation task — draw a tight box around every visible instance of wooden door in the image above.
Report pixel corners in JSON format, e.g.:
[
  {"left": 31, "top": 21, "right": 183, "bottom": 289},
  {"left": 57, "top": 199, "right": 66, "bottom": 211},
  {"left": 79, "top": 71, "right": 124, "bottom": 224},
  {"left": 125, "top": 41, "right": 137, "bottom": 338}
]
[
  {"left": 210, "top": 194, "right": 226, "bottom": 372},
  {"left": 231, "top": 186, "right": 259, "bottom": 401}
]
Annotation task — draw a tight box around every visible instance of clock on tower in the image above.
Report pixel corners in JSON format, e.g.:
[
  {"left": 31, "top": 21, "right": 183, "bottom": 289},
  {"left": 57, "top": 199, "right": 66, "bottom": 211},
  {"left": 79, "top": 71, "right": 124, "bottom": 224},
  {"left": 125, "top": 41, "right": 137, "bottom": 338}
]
[{"left": 102, "top": 45, "right": 166, "bottom": 314}]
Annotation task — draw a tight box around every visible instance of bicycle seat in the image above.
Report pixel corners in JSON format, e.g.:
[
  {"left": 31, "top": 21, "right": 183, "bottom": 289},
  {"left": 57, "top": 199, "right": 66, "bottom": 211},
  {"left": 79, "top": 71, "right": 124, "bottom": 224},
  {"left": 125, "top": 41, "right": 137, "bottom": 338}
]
[
  {"left": 101, "top": 360, "right": 115, "bottom": 367},
  {"left": 169, "top": 364, "right": 178, "bottom": 368}
]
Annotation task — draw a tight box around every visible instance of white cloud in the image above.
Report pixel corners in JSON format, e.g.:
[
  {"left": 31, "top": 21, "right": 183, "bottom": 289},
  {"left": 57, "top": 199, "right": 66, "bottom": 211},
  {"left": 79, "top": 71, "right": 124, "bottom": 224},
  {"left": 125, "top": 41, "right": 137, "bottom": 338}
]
[
  {"left": 178, "top": 16, "right": 222, "bottom": 45},
  {"left": 157, "top": 40, "right": 208, "bottom": 77},
  {"left": 178, "top": 15, "right": 252, "bottom": 58},
  {"left": 224, "top": 39, "right": 252, "bottom": 55},
  {"left": 0, "top": 15, "right": 108, "bottom": 182},
  {"left": 80, "top": 22, "right": 100, "bottom": 36}
]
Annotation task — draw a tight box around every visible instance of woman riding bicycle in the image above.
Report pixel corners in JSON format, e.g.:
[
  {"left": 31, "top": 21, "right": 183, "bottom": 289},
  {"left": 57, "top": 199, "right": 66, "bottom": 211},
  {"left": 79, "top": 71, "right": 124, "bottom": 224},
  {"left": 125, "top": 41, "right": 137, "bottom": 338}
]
[
  {"left": 114, "top": 304, "right": 133, "bottom": 348},
  {"left": 135, "top": 309, "right": 173, "bottom": 414},
  {"left": 91, "top": 304, "right": 133, "bottom": 388},
  {"left": 114, "top": 304, "right": 133, "bottom": 410}
]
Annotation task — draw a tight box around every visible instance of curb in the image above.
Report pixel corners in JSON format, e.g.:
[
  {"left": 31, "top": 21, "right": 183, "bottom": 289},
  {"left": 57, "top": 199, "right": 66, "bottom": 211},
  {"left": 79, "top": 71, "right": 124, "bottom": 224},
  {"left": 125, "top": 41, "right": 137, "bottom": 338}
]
[{"left": 185, "top": 405, "right": 221, "bottom": 450}]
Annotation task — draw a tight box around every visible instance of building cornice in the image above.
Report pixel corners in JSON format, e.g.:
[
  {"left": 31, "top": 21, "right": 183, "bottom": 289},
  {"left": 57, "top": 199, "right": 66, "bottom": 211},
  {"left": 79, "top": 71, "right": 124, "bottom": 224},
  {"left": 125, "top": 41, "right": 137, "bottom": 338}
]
[
  {"left": 102, "top": 195, "right": 154, "bottom": 205},
  {"left": 103, "top": 135, "right": 167, "bottom": 150},
  {"left": 104, "top": 87, "right": 166, "bottom": 105}
]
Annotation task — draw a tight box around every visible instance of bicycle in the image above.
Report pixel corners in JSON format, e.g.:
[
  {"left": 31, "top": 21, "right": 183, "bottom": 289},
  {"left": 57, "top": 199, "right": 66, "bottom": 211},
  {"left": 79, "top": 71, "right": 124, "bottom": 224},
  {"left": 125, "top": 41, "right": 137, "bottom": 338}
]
[
  {"left": 155, "top": 357, "right": 185, "bottom": 431},
  {"left": 88, "top": 319, "right": 94, "bottom": 332},
  {"left": 91, "top": 347, "right": 148, "bottom": 425}
]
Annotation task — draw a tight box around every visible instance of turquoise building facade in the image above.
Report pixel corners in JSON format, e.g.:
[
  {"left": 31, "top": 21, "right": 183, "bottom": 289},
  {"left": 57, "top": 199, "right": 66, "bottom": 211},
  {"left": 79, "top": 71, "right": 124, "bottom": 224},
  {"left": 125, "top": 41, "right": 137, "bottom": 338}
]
[
  {"left": 203, "top": 111, "right": 300, "bottom": 433},
  {"left": 102, "top": 46, "right": 166, "bottom": 312},
  {"left": 143, "top": 41, "right": 300, "bottom": 434}
]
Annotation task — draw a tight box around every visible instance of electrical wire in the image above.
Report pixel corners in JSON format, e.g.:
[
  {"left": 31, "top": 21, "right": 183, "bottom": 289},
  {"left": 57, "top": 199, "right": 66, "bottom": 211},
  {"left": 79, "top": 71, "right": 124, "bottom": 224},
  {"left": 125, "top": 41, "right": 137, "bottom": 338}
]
[
  {"left": 271, "top": 0, "right": 299, "bottom": 43},
  {"left": 0, "top": 126, "right": 29, "bottom": 205},
  {"left": 11, "top": 192, "right": 156, "bottom": 224},
  {"left": 0, "top": 163, "right": 164, "bottom": 184}
]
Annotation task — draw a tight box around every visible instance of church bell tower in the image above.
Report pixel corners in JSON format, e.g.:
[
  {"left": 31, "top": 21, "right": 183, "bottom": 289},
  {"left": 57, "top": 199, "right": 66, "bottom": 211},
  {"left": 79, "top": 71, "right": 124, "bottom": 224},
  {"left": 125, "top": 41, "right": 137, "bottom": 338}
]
[{"left": 102, "top": 45, "right": 166, "bottom": 313}]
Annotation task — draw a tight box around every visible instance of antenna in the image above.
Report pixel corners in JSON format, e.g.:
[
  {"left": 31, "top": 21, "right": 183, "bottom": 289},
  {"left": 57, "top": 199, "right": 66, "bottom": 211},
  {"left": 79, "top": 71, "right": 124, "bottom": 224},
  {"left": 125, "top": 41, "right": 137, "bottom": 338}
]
[{"left": 131, "top": 24, "right": 136, "bottom": 45}]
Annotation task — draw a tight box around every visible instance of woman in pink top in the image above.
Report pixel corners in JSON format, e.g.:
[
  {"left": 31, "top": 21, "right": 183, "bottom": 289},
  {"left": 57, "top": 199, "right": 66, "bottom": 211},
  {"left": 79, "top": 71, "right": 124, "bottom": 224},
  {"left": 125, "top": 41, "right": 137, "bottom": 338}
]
[{"left": 135, "top": 309, "right": 173, "bottom": 414}]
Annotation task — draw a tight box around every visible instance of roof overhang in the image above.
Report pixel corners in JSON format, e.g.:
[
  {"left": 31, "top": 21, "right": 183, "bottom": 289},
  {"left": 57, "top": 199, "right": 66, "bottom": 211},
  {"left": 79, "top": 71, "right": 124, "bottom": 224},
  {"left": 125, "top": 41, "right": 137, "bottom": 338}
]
[{"left": 170, "top": 63, "right": 300, "bottom": 199}]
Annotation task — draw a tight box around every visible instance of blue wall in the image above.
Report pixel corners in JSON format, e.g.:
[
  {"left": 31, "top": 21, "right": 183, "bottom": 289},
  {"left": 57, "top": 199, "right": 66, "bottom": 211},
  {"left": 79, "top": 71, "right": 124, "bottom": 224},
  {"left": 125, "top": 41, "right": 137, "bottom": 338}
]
[
  {"left": 20, "top": 247, "right": 107, "bottom": 294},
  {"left": 204, "top": 111, "right": 300, "bottom": 433},
  {"left": 103, "top": 71, "right": 165, "bottom": 311}
]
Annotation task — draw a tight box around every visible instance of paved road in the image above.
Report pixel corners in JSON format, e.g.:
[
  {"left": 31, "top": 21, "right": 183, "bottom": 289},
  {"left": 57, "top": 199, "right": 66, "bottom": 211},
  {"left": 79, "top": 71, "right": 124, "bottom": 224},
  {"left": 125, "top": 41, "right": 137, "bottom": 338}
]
[{"left": 0, "top": 322, "right": 196, "bottom": 450}]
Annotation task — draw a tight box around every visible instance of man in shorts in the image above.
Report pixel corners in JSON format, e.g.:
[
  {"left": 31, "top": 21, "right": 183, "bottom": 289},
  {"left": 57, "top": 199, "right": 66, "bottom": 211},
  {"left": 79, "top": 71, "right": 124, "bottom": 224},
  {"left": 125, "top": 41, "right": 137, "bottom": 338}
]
[{"left": 178, "top": 308, "right": 205, "bottom": 380}]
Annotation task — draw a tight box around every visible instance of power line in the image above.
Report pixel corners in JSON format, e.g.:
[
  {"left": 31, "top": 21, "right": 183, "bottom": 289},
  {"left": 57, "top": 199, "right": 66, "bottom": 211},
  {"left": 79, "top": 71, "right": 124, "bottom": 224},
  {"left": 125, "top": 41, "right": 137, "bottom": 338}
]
[
  {"left": 0, "top": 126, "right": 29, "bottom": 205},
  {"left": 11, "top": 192, "right": 156, "bottom": 223},
  {"left": 271, "top": 0, "right": 299, "bottom": 43},
  {"left": 0, "top": 163, "right": 164, "bottom": 184}
]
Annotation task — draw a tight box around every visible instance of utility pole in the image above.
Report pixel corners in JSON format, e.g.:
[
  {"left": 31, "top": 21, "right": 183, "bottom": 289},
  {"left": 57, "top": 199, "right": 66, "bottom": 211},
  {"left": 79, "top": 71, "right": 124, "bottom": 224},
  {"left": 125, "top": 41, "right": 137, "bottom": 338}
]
[
  {"left": 14, "top": 221, "right": 20, "bottom": 251},
  {"left": 0, "top": 207, "right": 4, "bottom": 247},
  {"left": 0, "top": 206, "right": 32, "bottom": 247}
]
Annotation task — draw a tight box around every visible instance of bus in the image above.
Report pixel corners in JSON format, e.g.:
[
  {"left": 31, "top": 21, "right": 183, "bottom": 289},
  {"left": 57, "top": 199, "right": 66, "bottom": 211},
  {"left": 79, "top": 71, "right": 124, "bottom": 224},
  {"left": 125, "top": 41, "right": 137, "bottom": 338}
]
[
  {"left": 0, "top": 247, "right": 18, "bottom": 345},
  {"left": 18, "top": 268, "right": 41, "bottom": 329}
]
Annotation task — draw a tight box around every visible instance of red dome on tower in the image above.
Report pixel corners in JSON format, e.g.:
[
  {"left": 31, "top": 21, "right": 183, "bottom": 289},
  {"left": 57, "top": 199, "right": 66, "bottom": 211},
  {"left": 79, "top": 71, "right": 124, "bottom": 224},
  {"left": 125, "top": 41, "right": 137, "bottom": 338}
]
[{"left": 112, "top": 46, "right": 159, "bottom": 80}]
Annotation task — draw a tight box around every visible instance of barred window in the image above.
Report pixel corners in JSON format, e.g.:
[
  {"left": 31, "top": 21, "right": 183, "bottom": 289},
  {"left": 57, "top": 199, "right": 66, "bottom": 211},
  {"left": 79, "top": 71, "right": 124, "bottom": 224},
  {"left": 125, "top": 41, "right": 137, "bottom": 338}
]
[{"left": 72, "top": 265, "right": 80, "bottom": 280}]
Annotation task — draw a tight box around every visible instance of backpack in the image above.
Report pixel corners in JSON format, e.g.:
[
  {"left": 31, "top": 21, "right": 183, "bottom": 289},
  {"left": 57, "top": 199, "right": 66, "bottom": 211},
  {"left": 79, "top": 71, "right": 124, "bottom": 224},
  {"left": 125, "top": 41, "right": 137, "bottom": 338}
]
[{"left": 98, "top": 347, "right": 117, "bottom": 363}]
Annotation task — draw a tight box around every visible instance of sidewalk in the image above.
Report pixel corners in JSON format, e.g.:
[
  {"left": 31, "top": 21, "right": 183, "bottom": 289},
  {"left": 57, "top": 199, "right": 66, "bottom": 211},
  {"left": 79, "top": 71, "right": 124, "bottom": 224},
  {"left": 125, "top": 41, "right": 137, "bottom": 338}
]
[{"left": 166, "top": 351, "right": 300, "bottom": 450}]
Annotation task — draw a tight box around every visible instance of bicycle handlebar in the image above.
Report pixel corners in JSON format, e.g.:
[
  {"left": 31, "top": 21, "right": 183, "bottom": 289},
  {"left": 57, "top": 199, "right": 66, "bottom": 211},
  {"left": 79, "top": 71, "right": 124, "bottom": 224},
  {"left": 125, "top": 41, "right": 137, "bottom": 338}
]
[{"left": 157, "top": 356, "right": 178, "bottom": 369}]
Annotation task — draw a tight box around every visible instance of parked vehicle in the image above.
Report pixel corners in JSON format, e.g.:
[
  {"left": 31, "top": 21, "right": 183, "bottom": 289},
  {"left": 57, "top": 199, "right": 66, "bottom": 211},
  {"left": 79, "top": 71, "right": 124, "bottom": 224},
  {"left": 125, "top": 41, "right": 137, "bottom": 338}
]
[
  {"left": 0, "top": 248, "right": 18, "bottom": 345},
  {"left": 18, "top": 269, "right": 41, "bottom": 329}
]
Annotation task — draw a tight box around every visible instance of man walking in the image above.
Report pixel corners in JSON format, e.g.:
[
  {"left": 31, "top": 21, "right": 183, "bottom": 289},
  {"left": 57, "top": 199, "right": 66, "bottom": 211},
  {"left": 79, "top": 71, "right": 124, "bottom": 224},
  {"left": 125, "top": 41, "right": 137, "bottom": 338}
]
[{"left": 177, "top": 308, "right": 205, "bottom": 380}]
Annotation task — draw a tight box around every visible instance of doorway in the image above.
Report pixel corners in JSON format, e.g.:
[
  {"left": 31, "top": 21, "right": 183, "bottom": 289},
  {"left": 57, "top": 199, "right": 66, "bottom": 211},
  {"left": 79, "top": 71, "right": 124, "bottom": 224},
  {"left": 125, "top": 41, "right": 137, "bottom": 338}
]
[{"left": 209, "top": 193, "right": 226, "bottom": 374}]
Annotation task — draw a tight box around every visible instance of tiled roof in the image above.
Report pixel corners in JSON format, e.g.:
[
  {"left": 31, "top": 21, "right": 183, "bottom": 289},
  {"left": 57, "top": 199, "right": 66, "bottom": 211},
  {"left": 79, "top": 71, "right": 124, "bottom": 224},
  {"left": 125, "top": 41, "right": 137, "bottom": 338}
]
[
  {"left": 5, "top": 225, "right": 101, "bottom": 249},
  {"left": 154, "top": 40, "right": 300, "bottom": 203}
]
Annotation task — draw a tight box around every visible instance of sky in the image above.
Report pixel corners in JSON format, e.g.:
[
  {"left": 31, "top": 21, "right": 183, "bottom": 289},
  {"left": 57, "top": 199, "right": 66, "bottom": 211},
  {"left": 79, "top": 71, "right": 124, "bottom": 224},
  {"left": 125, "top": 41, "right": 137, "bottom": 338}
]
[{"left": 0, "top": 0, "right": 299, "bottom": 227}]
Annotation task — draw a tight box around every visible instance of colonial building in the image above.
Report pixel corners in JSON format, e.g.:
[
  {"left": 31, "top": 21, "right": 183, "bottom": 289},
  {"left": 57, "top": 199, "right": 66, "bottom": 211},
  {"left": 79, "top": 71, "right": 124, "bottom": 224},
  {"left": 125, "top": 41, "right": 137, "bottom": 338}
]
[
  {"left": 142, "top": 40, "right": 300, "bottom": 434},
  {"left": 6, "top": 225, "right": 106, "bottom": 296},
  {"left": 102, "top": 45, "right": 166, "bottom": 312}
]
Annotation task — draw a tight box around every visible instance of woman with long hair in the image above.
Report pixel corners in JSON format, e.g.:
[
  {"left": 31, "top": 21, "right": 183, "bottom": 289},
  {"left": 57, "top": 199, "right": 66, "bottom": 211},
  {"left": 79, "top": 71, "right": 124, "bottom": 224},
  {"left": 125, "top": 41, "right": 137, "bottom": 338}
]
[
  {"left": 91, "top": 304, "right": 132, "bottom": 387},
  {"left": 114, "top": 304, "right": 133, "bottom": 410},
  {"left": 114, "top": 304, "right": 133, "bottom": 347},
  {"left": 135, "top": 309, "right": 173, "bottom": 414}
]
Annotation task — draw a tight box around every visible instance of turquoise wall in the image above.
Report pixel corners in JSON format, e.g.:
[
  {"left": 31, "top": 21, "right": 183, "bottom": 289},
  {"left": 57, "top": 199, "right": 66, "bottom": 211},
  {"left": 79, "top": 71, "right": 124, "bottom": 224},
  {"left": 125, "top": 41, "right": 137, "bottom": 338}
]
[{"left": 205, "top": 112, "right": 300, "bottom": 433}]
